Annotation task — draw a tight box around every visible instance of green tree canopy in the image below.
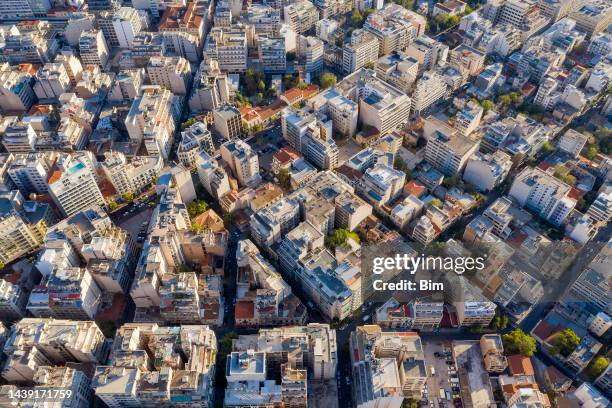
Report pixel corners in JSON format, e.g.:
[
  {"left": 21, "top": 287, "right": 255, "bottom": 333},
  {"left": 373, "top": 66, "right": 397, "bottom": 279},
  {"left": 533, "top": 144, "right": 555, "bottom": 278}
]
[
  {"left": 187, "top": 200, "right": 209, "bottom": 219},
  {"left": 586, "top": 356, "right": 609, "bottom": 379},
  {"left": 320, "top": 72, "right": 337, "bottom": 89},
  {"left": 122, "top": 192, "right": 134, "bottom": 202},
  {"left": 503, "top": 329, "right": 537, "bottom": 356},
  {"left": 549, "top": 328, "right": 580, "bottom": 357},
  {"left": 326, "top": 229, "right": 361, "bottom": 249}
]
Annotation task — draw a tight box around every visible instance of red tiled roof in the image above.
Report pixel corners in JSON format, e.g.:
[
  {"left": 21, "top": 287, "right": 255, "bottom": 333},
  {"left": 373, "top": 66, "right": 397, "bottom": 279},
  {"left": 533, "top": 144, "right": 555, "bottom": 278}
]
[
  {"left": 235, "top": 300, "right": 255, "bottom": 319},
  {"left": 507, "top": 355, "right": 535, "bottom": 376}
]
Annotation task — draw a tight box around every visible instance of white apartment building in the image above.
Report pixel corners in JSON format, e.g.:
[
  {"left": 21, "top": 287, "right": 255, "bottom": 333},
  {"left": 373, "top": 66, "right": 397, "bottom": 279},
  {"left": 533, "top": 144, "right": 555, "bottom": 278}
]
[
  {"left": 108, "top": 69, "right": 144, "bottom": 101},
  {"left": 375, "top": 51, "right": 419, "bottom": 93},
  {"left": 405, "top": 35, "right": 449, "bottom": 72},
  {"left": 178, "top": 121, "right": 215, "bottom": 167},
  {"left": 297, "top": 35, "right": 324, "bottom": 78},
  {"left": 205, "top": 27, "right": 248, "bottom": 73},
  {"left": 463, "top": 151, "right": 512, "bottom": 192},
  {"left": 78, "top": 29, "right": 109, "bottom": 67},
  {"left": 559, "top": 129, "right": 589, "bottom": 158},
  {"left": 112, "top": 7, "right": 143, "bottom": 49},
  {"left": 342, "top": 29, "right": 380, "bottom": 74},
  {"left": 146, "top": 55, "right": 192, "bottom": 95},
  {"left": 220, "top": 139, "right": 262, "bottom": 188},
  {"left": 196, "top": 151, "right": 231, "bottom": 199},
  {"left": 158, "top": 2, "right": 205, "bottom": 62},
  {"left": 258, "top": 36, "right": 287, "bottom": 74},
  {"left": 246, "top": 4, "right": 282, "bottom": 36},
  {"left": 125, "top": 85, "right": 176, "bottom": 160},
  {"left": 7, "top": 153, "right": 53, "bottom": 194},
  {"left": 284, "top": 0, "right": 319, "bottom": 34},
  {"left": 316, "top": 18, "right": 339, "bottom": 43},
  {"left": 213, "top": 103, "right": 243, "bottom": 140},
  {"left": 337, "top": 68, "right": 412, "bottom": 135},
  {"left": 424, "top": 116, "right": 479, "bottom": 176},
  {"left": 48, "top": 152, "right": 105, "bottom": 217},
  {"left": 307, "top": 88, "right": 359, "bottom": 138},
  {"left": 101, "top": 151, "right": 162, "bottom": 197},
  {"left": 33, "top": 63, "right": 71, "bottom": 100},
  {"left": 0, "top": 63, "right": 36, "bottom": 113},
  {"left": 586, "top": 183, "right": 612, "bottom": 224},
  {"left": 363, "top": 3, "right": 426, "bottom": 56},
  {"left": 569, "top": 0, "right": 612, "bottom": 37},
  {"left": 411, "top": 72, "right": 448, "bottom": 116},
  {"left": 358, "top": 163, "right": 406, "bottom": 206},
  {"left": 587, "top": 31, "right": 612, "bottom": 57},
  {"left": 455, "top": 100, "right": 483, "bottom": 136},
  {"left": 509, "top": 166, "right": 577, "bottom": 226}
]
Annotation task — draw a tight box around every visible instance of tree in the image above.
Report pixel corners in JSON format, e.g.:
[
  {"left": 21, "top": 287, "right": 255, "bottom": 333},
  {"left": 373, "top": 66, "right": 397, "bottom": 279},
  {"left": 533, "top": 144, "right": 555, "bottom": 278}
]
[
  {"left": 430, "top": 198, "right": 443, "bottom": 209},
  {"left": 181, "top": 118, "right": 195, "bottom": 130},
  {"left": 187, "top": 200, "right": 208, "bottom": 219},
  {"left": 402, "top": 399, "right": 419, "bottom": 408},
  {"left": 502, "top": 329, "right": 537, "bottom": 356},
  {"left": 278, "top": 168, "right": 291, "bottom": 189},
  {"left": 481, "top": 99, "right": 494, "bottom": 113},
  {"left": 393, "top": 156, "right": 408, "bottom": 172},
  {"left": 541, "top": 141, "right": 554, "bottom": 154},
  {"left": 326, "top": 229, "right": 361, "bottom": 249},
  {"left": 351, "top": 9, "right": 364, "bottom": 27},
  {"left": 442, "top": 175, "right": 460, "bottom": 189},
  {"left": 549, "top": 328, "right": 580, "bottom": 357},
  {"left": 364, "top": 61, "right": 376, "bottom": 70},
  {"left": 493, "top": 313, "right": 509, "bottom": 330},
  {"left": 108, "top": 201, "right": 118, "bottom": 211},
  {"left": 320, "top": 72, "right": 337, "bottom": 89},
  {"left": 0, "top": 261, "right": 4, "bottom": 270},
  {"left": 586, "top": 356, "right": 609, "bottom": 379},
  {"left": 123, "top": 192, "right": 134, "bottom": 202},
  {"left": 583, "top": 144, "right": 599, "bottom": 160}
]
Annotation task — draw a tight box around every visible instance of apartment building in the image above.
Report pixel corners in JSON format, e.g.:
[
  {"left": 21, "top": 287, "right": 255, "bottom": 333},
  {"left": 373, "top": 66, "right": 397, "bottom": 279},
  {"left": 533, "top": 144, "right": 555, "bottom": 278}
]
[
  {"left": 0, "top": 190, "right": 54, "bottom": 265},
  {"left": 480, "top": 334, "right": 508, "bottom": 373},
  {"left": 411, "top": 72, "right": 448, "bottom": 116},
  {"left": 509, "top": 167, "right": 577, "bottom": 226},
  {"left": 424, "top": 116, "right": 479, "bottom": 176},
  {"left": 343, "top": 29, "right": 380, "bottom": 74},
  {"left": 220, "top": 139, "right": 262, "bottom": 188},
  {"left": 569, "top": 0, "right": 612, "bottom": 37},
  {"left": 587, "top": 183, "right": 612, "bottom": 224},
  {"left": 146, "top": 56, "right": 192, "bottom": 95},
  {"left": 404, "top": 35, "right": 449, "bottom": 72},
  {"left": 33, "top": 63, "right": 71, "bottom": 100},
  {"left": 93, "top": 323, "right": 217, "bottom": 407},
  {"left": 0, "top": 279, "right": 28, "bottom": 321},
  {"left": 2, "top": 318, "right": 107, "bottom": 383},
  {"left": 196, "top": 151, "right": 231, "bottom": 199},
  {"left": 284, "top": 0, "right": 319, "bottom": 34},
  {"left": 363, "top": 3, "right": 426, "bottom": 56},
  {"left": 455, "top": 100, "right": 483, "bottom": 136},
  {"left": 258, "top": 36, "right": 287, "bottom": 73},
  {"left": 101, "top": 151, "right": 162, "bottom": 197},
  {"left": 587, "top": 31, "right": 612, "bottom": 57},
  {"left": 449, "top": 44, "right": 486, "bottom": 78},
  {"left": 79, "top": 30, "right": 109, "bottom": 67},
  {"left": 246, "top": 4, "right": 282, "bottom": 36},
  {"left": 204, "top": 26, "right": 248, "bottom": 73},
  {"left": 159, "top": 3, "right": 205, "bottom": 62},
  {"left": 178, "top": 122, "right": 215, "bottom": 167},
  {"left": 297, "top": 35, "right": 325, "bottom": 78},
  {"left": 189, "top": 60, "right": 231, "bottom": 112},
  {"left": 250, "top": 197, "right": 301, "bottom": 249},
  {"left": 108, "top": 69, "right": 144, "bottom": 101},
  {"left": 463, "top": 151, "right": 512, "bottom": 192},
  {"left": 225, "top": 325, "right": 336, "bottom": 406},
  {"left": 0, "top": 22, "right": 59, "bottom": 65},
  {"left": 358, "top": 163, "right": 406, "bottom": 207},
  {"left": 213, "top": 103, "right": 243, "bottom": 140},
  {"left": 337, "top": 68, "right": 412, "bottom": 135},
  {"left": 112, "top": 7, "right": 144, "bottom": 49},
  {"left": 350, "top": 326, "right": 427, "bottom": 407},
  {"left": 125, "top": 85, "right": 176, "bottom": 160},
  {"left": 0, "top": 63, "right": 37, "bottom": 113},
  {"left": 48, "top": 152, "right": 105, "bottom": 217},
  {"left": 375, "top": 51, "right": 419, "bottom": 93}
]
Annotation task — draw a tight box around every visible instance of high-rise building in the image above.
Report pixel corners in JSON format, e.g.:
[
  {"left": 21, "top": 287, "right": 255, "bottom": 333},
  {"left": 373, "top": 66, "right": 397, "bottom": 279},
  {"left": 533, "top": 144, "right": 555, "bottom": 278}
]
[
  {"left": 404, "top": 35, "right": 449, "bottom": 72},
  {"left": 350, "top": 326, "right": 427, "bottom": 406},
  {"left": 258, "top": 36, "right": 287, "bottom": 73},
  {"left": 178, "top": 122, "right": 215, "bottom": 167},
  {"left": 125, "top": 85, "right": 176, "bottom": 159},
  {"left": 158, "top": 3, "right": 206, "bottom": 62},
  {"left": 569, "top": 0, "right": 612, "bottom": 37},
  {"left": 220, "top": 139, "right": 262, "bottom": 188},
  {"left": 423, "top": 116, "right": 479, "bottom": 176},
  {"left": 213, "top": 103, "right": 243, "bottom": 140},
  {"left": 112, "top": 7, "right": 144, "bottom": 49},
  {"left": 197, "top": 151, "right": 231, "bottom": 199},
  {"left": 508, "top": 167, "right": 577, "bottom": 226},
  {"left": 342, "top": 29, "right": 379, "bottom": 74},
  {"left": 411, "top": 72, "right": 448, "bottom": 116},
  {"left": 0, "top": 63, "right": 37, "bottom": 114},
  {"left": 147, "top": 55, "right": 192, "bottom": 95},
  {"left": 101, "top": 152, "right": 162, "bottom": 197},
  {"left": 358, "top": 163, "right": 406, "bottom": 206},
  {"left": 297, "top": 35, "right": 324, "bottom": 79},
  {"left": 33, "top": 63, "right": 71, "bottom": 100},
  {"left": 78, "top": 30, "right": 109, "bottom": 67},
  {"left": 284, "top": 0, "right": 319, "bottom": 34},
  {"left": 375, "top": 51, "right": 419, "bottom": 93},
  {"left": 0, "top": 190, "right": 54, "bottom": 265},
  {"left": 363, "top": 3, "right": 426, "bottom": 56},
  {"left": 204, "top": 27, "right": 249, "bottom": 73}
]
